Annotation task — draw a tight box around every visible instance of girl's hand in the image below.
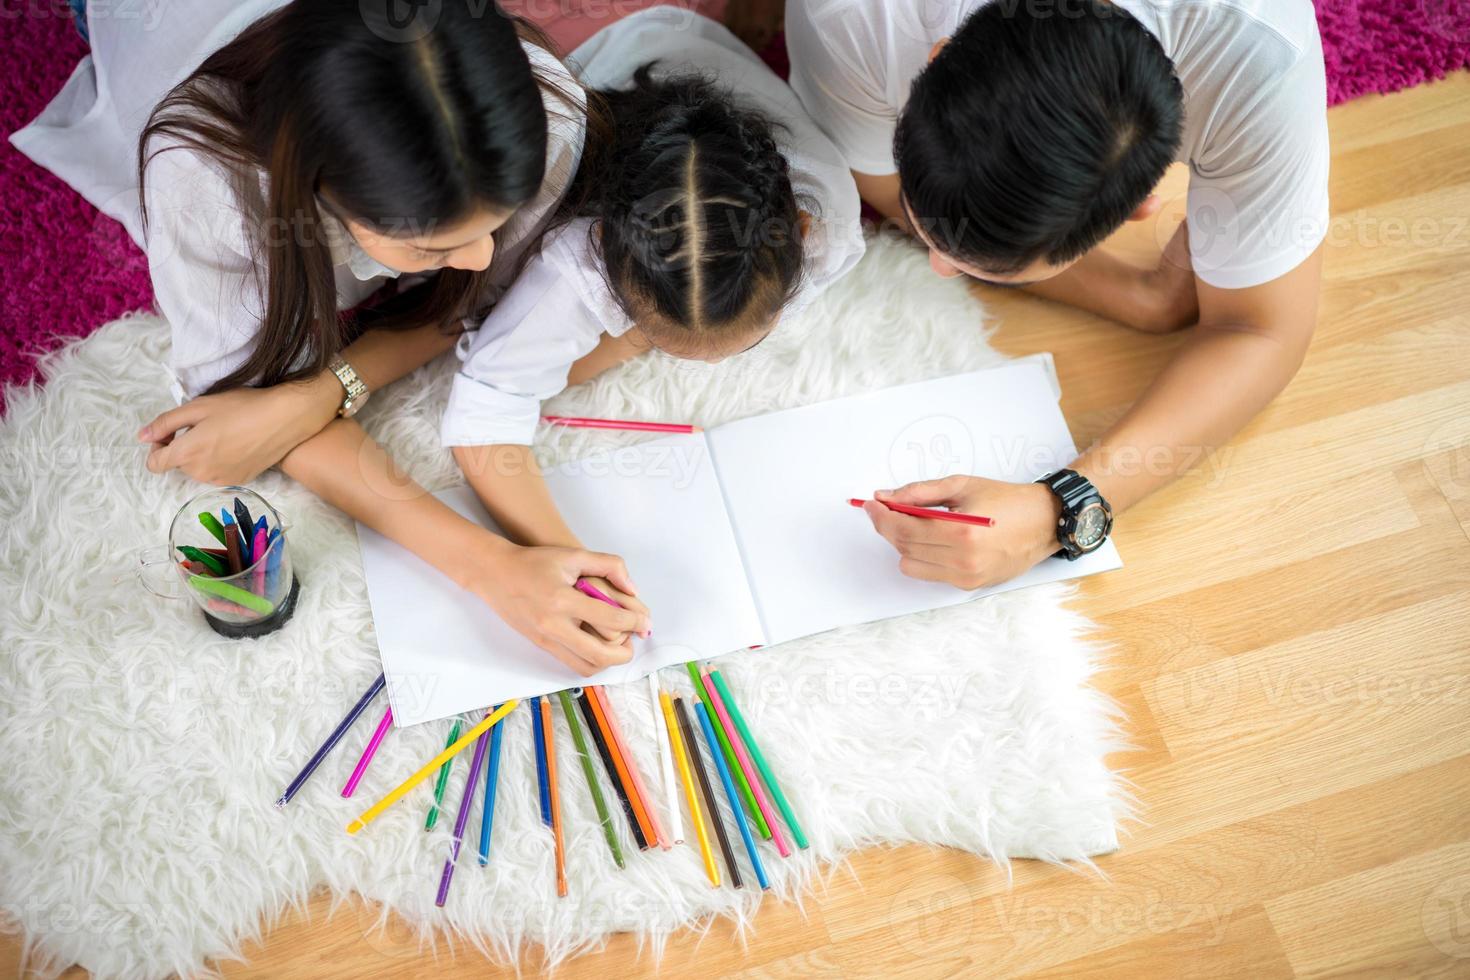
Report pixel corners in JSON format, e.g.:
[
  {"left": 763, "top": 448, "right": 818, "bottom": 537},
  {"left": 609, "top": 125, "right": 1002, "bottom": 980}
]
[
  {"left": 140, "top": 372, "right": 341, "bottom": 484},
  {"left": 468, "top": 541, "right": 653, "bottom": 677},
  {"left": 862, "top": 475, "right": 1062, "bottom": 591},
  {"left": 578, "top": 575, "right": 652, "bottom": 644}
]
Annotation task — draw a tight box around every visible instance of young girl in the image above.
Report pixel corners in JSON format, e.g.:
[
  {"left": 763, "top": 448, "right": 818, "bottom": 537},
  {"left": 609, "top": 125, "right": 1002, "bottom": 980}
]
[
  {"left": 13, "top": 0, "right": 649, "bottom": 666},
  {"left": 444, "top": 6, "right": 864, "bottom": 662}
]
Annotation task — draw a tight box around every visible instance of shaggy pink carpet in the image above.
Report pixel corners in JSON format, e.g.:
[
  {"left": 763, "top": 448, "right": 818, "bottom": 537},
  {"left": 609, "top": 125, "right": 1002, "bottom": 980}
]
[{"left": 1, "top": 0, "right": 1467, "bottom": 409}]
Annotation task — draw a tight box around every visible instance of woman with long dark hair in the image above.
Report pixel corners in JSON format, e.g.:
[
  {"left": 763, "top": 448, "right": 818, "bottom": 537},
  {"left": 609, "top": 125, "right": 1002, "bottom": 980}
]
[{"left": 14, "top": 0, "right": 650, "bottom": 665}]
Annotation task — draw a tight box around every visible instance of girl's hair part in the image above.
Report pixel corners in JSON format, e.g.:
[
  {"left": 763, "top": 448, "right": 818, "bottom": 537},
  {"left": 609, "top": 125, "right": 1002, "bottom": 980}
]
[
  {"left": 140, "top": 0, "right": 578, "bottom": 393},
  {"left": 575, "top": 65, "right": 805, "bottom": 351}
]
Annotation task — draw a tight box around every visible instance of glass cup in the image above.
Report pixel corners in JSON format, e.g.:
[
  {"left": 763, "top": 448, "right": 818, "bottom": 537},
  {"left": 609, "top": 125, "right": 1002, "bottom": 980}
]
[{"left": 137, "top": 486, "right": 301, "bottom": 638}]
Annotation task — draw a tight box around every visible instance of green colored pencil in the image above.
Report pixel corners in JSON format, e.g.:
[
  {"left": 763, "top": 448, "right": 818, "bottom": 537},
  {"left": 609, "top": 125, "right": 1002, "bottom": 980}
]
[
  {"left": 709, "top": 667, "right": 808, "bottom": 849},
  {"left": 425, "top": 719, "right": 462, "bottom": 831},
  {"left": 198, "top": 511, "right": 229, "bottom": 546},
  {"left": 686, "top": 662, "right": 770, "bottom": 839},
  {"left": 559, "top": 690, "right": 624, "bottom": 868}
]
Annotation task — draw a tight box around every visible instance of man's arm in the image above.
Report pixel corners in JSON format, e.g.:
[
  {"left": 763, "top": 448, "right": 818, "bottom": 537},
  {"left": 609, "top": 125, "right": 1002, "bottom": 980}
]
[
  {"left": 852, "top": 170, "right": 907, "bottom": 229},
  {"left": 863, "top": 246, "right": 1324, "bottom": 588}
]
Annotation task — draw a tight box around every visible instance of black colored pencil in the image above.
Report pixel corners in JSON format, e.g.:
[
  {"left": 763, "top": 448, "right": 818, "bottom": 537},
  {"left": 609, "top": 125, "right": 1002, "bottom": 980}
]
[
  {"left": 674, "top": 695, "right": 742, "bottom": 888},
  {"left": 578, "top": 690, "right": 649, "bottom": 850}
]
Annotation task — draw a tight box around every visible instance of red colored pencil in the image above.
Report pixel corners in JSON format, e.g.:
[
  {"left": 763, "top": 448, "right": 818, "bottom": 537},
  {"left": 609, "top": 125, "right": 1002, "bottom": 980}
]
[
  {"left": 542, "top": 416, "right": 701, "bottom": 434},
  {"left": 849, "top": 498, "right": 996, "bottom": 528}
]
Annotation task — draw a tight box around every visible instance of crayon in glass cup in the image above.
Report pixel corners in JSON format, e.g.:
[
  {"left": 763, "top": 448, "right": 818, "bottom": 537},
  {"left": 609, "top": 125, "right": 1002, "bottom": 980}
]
[{"left": 138, "top": 486, "right": 301, "bottom": 638}]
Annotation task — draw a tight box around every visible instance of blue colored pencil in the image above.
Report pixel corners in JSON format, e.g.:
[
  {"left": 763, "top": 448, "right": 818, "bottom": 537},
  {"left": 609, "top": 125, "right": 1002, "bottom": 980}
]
[
  {"left": 478, "top": 704, "right": 505, "bottom": 865},
  {"left": 695, "top": 700, "right": 768, "bottom": 890},
  {"left": 532, "top": 695, "right": 551, "bottom": 825},
  {"left": 275, "top": 673, "right": 385, "bottom": 807}
]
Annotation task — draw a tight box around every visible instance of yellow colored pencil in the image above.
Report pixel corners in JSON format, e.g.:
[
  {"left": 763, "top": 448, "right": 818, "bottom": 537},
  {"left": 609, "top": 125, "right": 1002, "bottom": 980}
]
[
  {"left": 662, "top": 692, "right": 719, "bottom": 887},
  {"left": 347, "top": 701, "right": 519, "bottom": 835}
]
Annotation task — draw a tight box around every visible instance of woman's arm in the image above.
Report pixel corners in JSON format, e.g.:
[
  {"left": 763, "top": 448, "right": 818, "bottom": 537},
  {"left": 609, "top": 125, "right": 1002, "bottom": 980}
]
[
  {"left": 282, "top": 419, "right": 649, "bottom": 674},
  {"left": 141, "top": 320, "right": 458, "bottom": 485},
  {"left": 452, "top": 443, "right": 650, "bottom": 637}
]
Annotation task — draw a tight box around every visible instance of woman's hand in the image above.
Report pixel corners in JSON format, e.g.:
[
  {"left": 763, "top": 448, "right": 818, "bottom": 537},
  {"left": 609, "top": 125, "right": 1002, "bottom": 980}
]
[
  {"left": 861, "top": 475, "right": 1062, "bottom": 591},
  {"left": 140, "top": 372, "right": 342, "bottom": 484},
  {"left": 467, "top": 539, "right": 653, "bottom": 677}
]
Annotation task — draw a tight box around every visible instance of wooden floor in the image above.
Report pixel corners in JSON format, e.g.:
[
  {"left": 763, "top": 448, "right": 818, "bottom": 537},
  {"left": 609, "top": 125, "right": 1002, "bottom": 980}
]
[{"left": 6, "top": 72, "right": 1469, "bottom": 980}]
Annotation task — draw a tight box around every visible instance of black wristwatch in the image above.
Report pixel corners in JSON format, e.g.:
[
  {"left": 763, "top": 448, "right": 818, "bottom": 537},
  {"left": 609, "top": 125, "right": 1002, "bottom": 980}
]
[{"left": 1037, "top": 469, "right": 1113, "bottom": 560}]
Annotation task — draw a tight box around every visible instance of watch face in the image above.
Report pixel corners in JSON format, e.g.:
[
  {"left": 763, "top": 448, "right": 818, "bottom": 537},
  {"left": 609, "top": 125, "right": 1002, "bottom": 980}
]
[{"left": 1073, "top": 503, "right": 1109, "bottom": 551}]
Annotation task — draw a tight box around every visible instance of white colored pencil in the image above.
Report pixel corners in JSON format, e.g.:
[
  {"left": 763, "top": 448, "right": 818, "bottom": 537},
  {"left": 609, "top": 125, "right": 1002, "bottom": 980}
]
[{"left": 648, "top": 671, "right": 684, "bottom": 845}]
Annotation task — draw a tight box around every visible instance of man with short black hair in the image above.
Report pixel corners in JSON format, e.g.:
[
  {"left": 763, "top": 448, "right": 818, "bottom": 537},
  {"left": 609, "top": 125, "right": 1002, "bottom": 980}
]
[{"left": 789, "top": 0, "right": 1329, "bottom": 589}]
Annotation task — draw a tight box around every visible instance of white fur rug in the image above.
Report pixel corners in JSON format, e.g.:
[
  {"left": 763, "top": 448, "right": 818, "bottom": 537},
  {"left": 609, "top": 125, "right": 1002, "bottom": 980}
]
[{"left": 0, "top": 233, "right": 1126, "bottom": 979}]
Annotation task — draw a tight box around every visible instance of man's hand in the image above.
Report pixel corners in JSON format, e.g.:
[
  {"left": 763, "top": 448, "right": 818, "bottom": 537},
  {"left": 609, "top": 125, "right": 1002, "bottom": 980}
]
[
  {"left": 1134, "top": 222, "right": 1199, "bottom": 334},
  {"left": 862, "top": 475, "right": 1062, "bottom": 590},
  {"left": 140, "top": 372, "right": 341, "bottom": 484}
]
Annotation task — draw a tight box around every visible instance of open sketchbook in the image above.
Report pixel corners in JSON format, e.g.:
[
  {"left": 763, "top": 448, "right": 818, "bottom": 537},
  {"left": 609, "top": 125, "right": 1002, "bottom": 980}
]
[{"left": 358, "top": 357, "right": 1122, "bottom": 726}]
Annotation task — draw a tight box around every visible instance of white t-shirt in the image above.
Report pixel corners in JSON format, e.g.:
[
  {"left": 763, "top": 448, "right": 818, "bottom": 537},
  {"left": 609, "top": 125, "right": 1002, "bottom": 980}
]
[
  {"left": 441, "top": 7, "right": 865, "bottom": 448},
  {"left": 786, "top": 0, "right": 1331, "bottom": 289},
  {"left": 10, "top": 0, "right": 585, "bottom": 398}
]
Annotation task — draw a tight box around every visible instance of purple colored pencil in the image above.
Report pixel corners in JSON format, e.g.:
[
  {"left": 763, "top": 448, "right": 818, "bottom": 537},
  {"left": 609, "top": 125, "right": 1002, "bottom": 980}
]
[
  {"left": 276, "top": 673, "right": 385, "bottom": 807},
  {"left": 435, "top": 727, "right": 492, "bottom": 907},
  {"left": 341, "top": 706, "right": 394, "bottom": 798}
]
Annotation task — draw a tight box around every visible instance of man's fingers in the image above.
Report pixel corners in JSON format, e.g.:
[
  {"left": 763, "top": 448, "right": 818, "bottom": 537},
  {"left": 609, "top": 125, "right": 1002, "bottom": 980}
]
[
  {"left": 896, "top": 556, "right": 962, "bottom": 584},
  {"left": 876, "top": 474, "right": 970, "bottom": 507},
  {"left": 864, "top": 502, "right": 957, "bottom": 549},
  {"left": 138, "top": 401, "right": 208, "bottom": 443}
]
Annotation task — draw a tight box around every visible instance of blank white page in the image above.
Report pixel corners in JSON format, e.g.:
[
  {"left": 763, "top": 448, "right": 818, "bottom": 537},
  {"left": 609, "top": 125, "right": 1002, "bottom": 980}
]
[
  {"left": 706, "top": 360, "right": 1122, "bottom": 644},
  {"left": 357, "top": 433, "right": 764, "bottom": 726}
]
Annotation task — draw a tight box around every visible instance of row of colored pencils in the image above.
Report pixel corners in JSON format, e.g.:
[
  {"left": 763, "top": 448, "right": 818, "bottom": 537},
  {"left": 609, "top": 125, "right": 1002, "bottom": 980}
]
[{"left": 274, "top": 663, "right": 804, "bottom": 904}]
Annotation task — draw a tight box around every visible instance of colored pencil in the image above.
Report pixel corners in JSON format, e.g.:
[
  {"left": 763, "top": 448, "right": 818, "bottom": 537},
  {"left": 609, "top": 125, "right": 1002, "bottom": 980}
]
[
  {"left": 695, "top": 699, "right": 768, "bottom": 889},
  {"left": 704, "top": 675, "right": 791, "bottom": 858},
  {"left": 675, "top": 695, "right": 741, "bottom": 888},
  {"left": 347, "top": 701, "right": 519, "bottom": 835},
  {"left": 586, "top": 687, "right": 657, "bottom": 848},
  {"left": 251, "top": 526, "right": 267, "bottom": 595},
  {"left": 532, "top": 696, "right": 551, "bottom": 826},
  {"left": 198, "top": 511, "right": 228, "bottom": 546},
  {"left": 543, "top": 415, "right": 701, "bottom": 434},
  {"left": 579, "top": 691, "right": 648, "bottom": 850},
  {"left": 686, "top": 663, "right": 769, "bottom": 839},
  {"left": 663, "top": 693, "right": 719, "bottom": 887},
  {"left": 708, "top": 668, "right": 809, "bottom": 849},
  {"left": 425, "top": 719, "right": 462, "bottom": 831},
  {"left": 435, "top": 727, "right": 491, "bottom": 907},
  {"left": 277, "top": 673, "right": 385, "bottom": 807},
  {"left": 591, "top": 686, "right": 669, "bottom": 850},
  {"left": 478, "top": 706, "right": 504, "bottom": 866},
  {"left": 649, "top": 673, "right": 684, "bottom": 845},
  {"left": 848, "top": 497, "right": 995, "bottom": 528},
  {"left": 541, "top": 698, "right": 568, "bottom": 897},
  {"left": 341, "top": 705, "right": 393, "bottom": 798},
  {"left": 559, "top": 690, "right": 623, "bottom": 868},
  {"left": 223, "top": 521, "right": 244, "bottom": 574}
]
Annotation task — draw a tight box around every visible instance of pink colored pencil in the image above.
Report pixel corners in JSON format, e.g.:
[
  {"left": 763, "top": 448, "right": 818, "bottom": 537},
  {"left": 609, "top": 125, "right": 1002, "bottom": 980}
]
[
  {"left": 703, "top": 672, "right": 791, "bottom": 858},
  {"left": 251, "top": 526, "right": 268, "bottom": 594},
  {"left": 341, "top": 706, "right": 394, "bottom": 798},
  {"left": 543, "top": 415, "right": 701, "bottom": 434},
  {"left": 590, "top": 686, "right": 671, "bottom": 850}
]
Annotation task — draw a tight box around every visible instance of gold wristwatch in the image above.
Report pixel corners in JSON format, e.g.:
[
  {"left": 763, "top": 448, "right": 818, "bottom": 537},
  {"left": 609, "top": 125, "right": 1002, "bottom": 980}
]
[{"left": 328, "top": 354, "right": 370, "bottom": 418}]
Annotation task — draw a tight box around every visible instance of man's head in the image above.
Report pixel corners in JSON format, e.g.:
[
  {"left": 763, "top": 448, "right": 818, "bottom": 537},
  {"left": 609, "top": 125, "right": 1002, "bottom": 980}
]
[{"left": 894, "top": 0, "right": 1184, "bottom": 284}]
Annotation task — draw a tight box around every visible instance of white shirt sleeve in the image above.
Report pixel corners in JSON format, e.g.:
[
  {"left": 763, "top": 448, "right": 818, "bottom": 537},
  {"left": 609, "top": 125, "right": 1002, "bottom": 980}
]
[
  {"left": 441, "top": 250, "right": 608, "bottom": 448},
  {"left": 142, "top": 145, "right": 268, "bottom": 401},
  {"left": 1186, "top": 42, "right": 1331, "bottom": 290},
  {"left": 785, "top": 0, "right": 900, "bottom": 176}
]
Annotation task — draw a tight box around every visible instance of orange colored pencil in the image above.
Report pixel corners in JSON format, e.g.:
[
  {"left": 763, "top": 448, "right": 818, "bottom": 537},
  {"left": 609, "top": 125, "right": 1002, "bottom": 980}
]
[
  {"left": 585, "top": 687, "right": 657, "bottom": 848},
  {"left": 592, "top": 687, "right": 670, "bottom": 850},
  {"left": 540, "top": 698, "right": 568, "bottom": 897}
]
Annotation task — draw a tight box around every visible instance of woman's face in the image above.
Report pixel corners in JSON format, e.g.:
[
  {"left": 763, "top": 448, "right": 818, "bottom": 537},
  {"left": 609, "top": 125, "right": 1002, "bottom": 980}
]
[{"left": 342, "top": 204, "right": 514, "bottom": 275}]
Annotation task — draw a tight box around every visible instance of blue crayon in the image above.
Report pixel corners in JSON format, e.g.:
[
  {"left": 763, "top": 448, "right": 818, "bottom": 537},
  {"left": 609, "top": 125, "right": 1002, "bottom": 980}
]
[
  {"left": 695, "top": 699, "right": 768, "bottom": 889},
  {"left": 478, "top": 706, "right": 505, "bottom": 865}
]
